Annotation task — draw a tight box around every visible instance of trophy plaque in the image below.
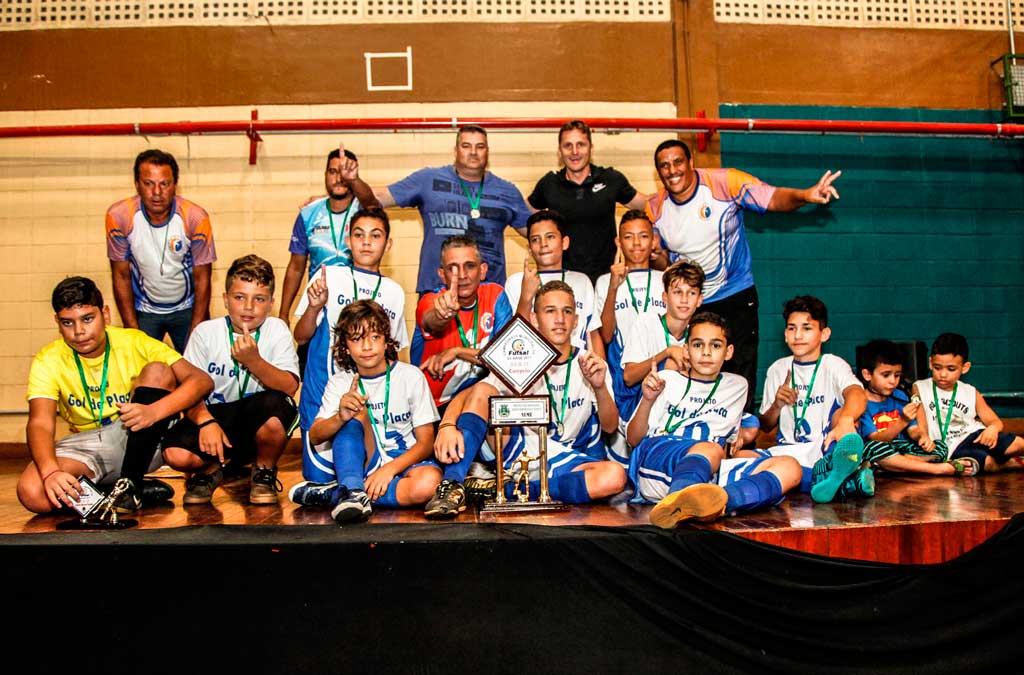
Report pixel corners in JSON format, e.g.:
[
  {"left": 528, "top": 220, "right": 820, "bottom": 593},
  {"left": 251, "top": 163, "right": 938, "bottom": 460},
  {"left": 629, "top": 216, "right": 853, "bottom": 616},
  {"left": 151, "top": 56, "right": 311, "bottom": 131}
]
[
  {"left": 478, "top": 315, "right": 567, "bottom": 513},
  {"left": 57, "top": 476, "right": 138, "bottom": 530}
]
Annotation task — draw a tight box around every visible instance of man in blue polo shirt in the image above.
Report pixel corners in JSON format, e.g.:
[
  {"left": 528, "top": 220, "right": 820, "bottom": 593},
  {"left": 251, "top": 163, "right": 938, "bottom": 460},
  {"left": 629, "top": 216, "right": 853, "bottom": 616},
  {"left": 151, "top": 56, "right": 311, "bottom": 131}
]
[{"left": 373, "top": 125, "right": 531, "bottom": 295}]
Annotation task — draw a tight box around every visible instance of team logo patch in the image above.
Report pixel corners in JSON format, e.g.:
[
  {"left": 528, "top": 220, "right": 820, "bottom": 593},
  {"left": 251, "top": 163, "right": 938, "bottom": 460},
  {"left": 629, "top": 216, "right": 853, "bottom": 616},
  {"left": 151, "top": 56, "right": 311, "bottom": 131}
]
[
  {"left": 481, "top": 312, "right": 494, "bottom": 333},
  {"left": 168, "top": 236, "right": 184, "bottom": 252},
  {"left": 699, "top": 204, "right": 712, "bottom": 220},
  {"left": 592, "top": 183, "right": 606, "bottom": 193}
]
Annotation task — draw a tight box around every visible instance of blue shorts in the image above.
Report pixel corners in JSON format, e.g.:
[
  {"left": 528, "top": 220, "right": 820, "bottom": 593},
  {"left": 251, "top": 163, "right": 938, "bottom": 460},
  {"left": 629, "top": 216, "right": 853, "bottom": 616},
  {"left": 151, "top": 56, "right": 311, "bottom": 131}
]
[{"left": 627, "top": 435, "right": 706, "bottom": 503}]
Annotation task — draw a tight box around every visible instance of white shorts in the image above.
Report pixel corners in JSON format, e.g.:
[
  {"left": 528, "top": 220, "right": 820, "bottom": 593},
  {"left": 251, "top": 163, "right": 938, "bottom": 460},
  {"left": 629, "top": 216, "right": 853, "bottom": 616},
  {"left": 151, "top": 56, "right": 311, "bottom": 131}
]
[
  {"left": 762, "top": 441, "right": 822, "bottom": 468},
  {"left": 55, "top": 421, "right": 163, "bottom": 485}
]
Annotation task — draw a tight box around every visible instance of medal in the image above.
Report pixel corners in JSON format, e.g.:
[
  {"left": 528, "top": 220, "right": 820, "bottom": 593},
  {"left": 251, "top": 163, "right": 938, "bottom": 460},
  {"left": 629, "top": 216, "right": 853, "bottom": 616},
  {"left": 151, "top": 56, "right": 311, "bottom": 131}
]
[
  {"left": 544, "top": 355, "right": 573, "bottom": 439},
  {"left": 791, "top": 356, "right": 822, "bottom": 435},
  {"left": 556, "top": 422, "right": 564, "bottom": 437},
  {"left": 470, "top": 208, "right": 481, "bottom": 220},
  {"left": 458, "top": 170, "right": 485, "bottom": 222}
]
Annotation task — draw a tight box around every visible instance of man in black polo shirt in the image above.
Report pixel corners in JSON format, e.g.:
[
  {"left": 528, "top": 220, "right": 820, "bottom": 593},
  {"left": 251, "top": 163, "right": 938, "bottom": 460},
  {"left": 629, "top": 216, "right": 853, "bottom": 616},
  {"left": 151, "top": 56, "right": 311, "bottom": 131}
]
[{"left": 528, "top": 120, "right": 649, "bottom": 284}]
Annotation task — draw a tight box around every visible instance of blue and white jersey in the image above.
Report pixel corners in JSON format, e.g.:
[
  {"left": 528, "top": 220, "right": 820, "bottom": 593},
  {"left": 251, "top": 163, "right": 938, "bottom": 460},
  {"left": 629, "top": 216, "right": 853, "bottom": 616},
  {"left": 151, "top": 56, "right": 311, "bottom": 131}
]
[
  {"left": 914, "top": 377, "right": 985, "bottom": 449},
  {"left": 595, "top": 269, "right": 667, "bottom": 421},
  {"left": 315, "top": 361, "right": 439, "bottom": 471},
  {"left": 504, "top": 269, "right": 599, "bottom": 348},
  {"left": 759, "top": 354, "right": 861, "bottom": 446},
  {"left": 288, "top": 196, "right": 362, "bottom": 275},
  {"left": 629, "top": 370, "right": 747, "bottom": 445},
  {"left": 295, "top": 265, "right": 408, "bottom": 432},
  {"left": 479, "top": 350, "right": 612, "bottom": 470},
  {"left": 183, "top": 317, "right": 299, "bottom": 406},
  {"left": 621, "top": 312, "right": 688, "bottom": 368}
]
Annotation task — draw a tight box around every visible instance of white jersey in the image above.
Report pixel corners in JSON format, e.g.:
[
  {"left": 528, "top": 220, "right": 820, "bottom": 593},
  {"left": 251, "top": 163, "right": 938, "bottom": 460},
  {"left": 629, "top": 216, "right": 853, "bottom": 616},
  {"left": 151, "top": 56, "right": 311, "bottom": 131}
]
[
  {"left": 316, "top": 361, "right": 439, "bottom": 468},
  {"left": 620, "top": 312, "right": 688, "bottom": 366},
  {"left": 594, "top": 269, "right": 666, "bottom": 345},
  {"left": 629, "top": 370, "right": 746, "bottom": 445},
  {"left": 504, "top": 269, "right": 599, "bottom": 348},
  {"left": 480, "top": 350, "right": 611, "bottom": 464},
  {"left": 914, "top": 378, "right": 985, "bottom": 449},
  {"left": 184, "top": 317, "right": 300, "bottom": 406},
  {"left": 759, "top": 354, "right": 861, "bottom": 446}
]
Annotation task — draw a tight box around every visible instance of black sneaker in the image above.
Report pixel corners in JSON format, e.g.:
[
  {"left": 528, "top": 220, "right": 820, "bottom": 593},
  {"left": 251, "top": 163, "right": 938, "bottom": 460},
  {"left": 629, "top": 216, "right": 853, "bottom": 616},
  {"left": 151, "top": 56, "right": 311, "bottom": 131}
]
[
  {"left": 331, "top": 489, "right": 372, "bottom": 523},
  {"left": 184, "top": 468, "right": 224, "bottom": 505},
  {"left": 141, "top": 478, "right": 175, "bottom": 505},
  {"left": 288, "top": 480, "right": 343, "bottom": 508},
  {"left": 424, "top": 479, "right": 467, "bottom": 519},
  {"left": 464, "top": 476, "right": 497, "bottom": 504},
  {"left": 249, "top": 466, "right": 283, "bottom": 505},
  {"left": 112, "top": 478, "right": 142, "bottom": 514}
]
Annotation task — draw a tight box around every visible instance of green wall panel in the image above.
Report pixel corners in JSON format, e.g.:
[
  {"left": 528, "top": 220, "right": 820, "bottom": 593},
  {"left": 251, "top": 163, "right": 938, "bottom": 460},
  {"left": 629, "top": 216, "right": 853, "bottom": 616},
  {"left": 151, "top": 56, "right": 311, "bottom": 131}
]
[{"left": 719, "top": 104, "right": 1024, "bottom": 410}]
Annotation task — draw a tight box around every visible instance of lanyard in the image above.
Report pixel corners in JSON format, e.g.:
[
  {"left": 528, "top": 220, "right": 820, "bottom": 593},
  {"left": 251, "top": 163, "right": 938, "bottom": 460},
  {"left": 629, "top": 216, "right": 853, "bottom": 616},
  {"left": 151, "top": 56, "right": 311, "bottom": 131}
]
[
  {"left": 73, "top": 334, "right": 111, "bottom": 428},
  {"left": 226, "top": 318, "right": 262, "bottom": 400},
  {"left": 328, "top": 199, "right": 354, "bottom": 255},
  {"left": 660, "top": 315, "right": 686, "bottom": 349},
  {"left": 625, "top": 269, "right": 652, "bottom": 314},
  {"left": 458, "top": 172, "right": 485, "bottom": 218},
  {"left": 351, "top": 271, "right": 383, "bottom": 303},
  {"left": 143, "top": 199, "right": 174, "bottom": 276},
  {"left": 358, "top": 362, "right": 392, "bottom": 449},
  {"left": 544, "top": 356, "right": 573, "bottom": 433},
  {"left": 455, "top": 302, "right": 480, "bottom": 349},
  {"left": 664, "top": 374, "right": 721, "bottom": 435},
  {"left": 933, "top": 380, "right": 958, "bottom": 442},
  {"left": 791, "top": 357, "right": 822, "bottom": 434}
]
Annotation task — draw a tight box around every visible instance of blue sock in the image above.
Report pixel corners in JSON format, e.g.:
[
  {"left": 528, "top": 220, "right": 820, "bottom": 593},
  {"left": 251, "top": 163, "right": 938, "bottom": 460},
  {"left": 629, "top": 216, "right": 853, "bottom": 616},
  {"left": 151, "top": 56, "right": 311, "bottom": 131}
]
[
  {"left": 332, "top": 419, "right": 367, "bottom": 491},
  {"left": 552, "top": 471, "right": 591, "bottom": 504},
  {"left": 724, "top": 471, "right": 784, "bottom": 513},
  {"left": 374, "top": 475, "right": 402, "bottom": 508},
  {"left": 799, "top": 466, "right": 813, "bottom": 493},
  {"left": 442, "top": 413, "right": 486, "bottom": 482},
  {"left": 668, "top": 454, "right": 713, "bottom": 494}
]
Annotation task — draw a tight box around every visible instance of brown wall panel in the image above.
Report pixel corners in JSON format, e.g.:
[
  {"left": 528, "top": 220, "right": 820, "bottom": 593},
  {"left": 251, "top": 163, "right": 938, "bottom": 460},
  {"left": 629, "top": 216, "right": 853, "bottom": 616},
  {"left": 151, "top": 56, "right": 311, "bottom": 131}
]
[{"left": 0, "top": 23, "right": 676, "bottom": 111}]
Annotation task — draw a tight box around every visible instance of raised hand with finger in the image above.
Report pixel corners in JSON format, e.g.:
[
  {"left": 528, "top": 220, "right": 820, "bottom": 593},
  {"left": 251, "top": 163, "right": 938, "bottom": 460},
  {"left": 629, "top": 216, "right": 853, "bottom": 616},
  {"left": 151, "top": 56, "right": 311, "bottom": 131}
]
[
  {"left": 338, "top": 374, "right": 368, "bottom": 423},
  {"left": 772, "top": 371, "right": 798, "bottom": 410},
  {"left": 231, "top": 322, "right": 261, "bottom": 370},
  {"left": 609, "top": 243, "right": 627, "bottom": 291},
  {"left": 307, "top": 264, "right": 330, "bottom": 312},
  {"left": 338, "top": 141, "right": 360, "bottom": 182},
  {"left": 805, "top": 169, "right": 842, "bottom": 204},
  {"left": 641, "top": 360, "right": 666, "bottom": 401},
  {"left": 578, "top": 349, "right": 608, "bottom": 388}
]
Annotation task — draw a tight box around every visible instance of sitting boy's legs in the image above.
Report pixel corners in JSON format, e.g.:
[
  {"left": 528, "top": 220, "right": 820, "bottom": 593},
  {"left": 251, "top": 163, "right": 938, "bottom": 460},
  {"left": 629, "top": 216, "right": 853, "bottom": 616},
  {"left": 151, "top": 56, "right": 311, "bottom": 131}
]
[
  {"left": 719, "top": 455, "right": 801, "bottom": 513},
  {"left": 952, "top": 431, "right": 1024, "bottom": 473},
  {"left": 630, "top": 436, "right": 726, "bottom": 529}
]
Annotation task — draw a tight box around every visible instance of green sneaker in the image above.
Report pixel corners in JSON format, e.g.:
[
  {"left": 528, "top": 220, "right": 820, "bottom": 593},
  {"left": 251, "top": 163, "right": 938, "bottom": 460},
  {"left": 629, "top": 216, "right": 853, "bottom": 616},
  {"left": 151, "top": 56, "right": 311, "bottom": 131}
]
[{"left": 810, "top": 434, "right": 864, "bottom": 504}]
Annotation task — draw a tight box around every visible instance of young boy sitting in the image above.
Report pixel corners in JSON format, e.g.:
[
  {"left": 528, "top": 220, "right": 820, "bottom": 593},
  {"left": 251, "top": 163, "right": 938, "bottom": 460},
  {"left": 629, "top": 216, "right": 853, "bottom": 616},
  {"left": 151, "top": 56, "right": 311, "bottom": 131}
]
[
  {"left": 424, "top": 280, "right": 626, "bottom": 519},
  {"left": 293, "top": 206, "right": 408, "bottom": 484},
  {"left": 161, "top": 255, "right": 300, "bottom": 505},
  {"left": 857, "top": 339, "right": 979, "bottom": 478},
  {"left": 751, "top": 296, "right": 868, "bottom": 504},
  {"left": 291, "top": 300, "right": 441, "bottom": 523},
  {"left": 504, "top": 209, "right": 602, "bottom": 353},
  {"left": 593, "top": 211, "right": 666, "bottom": 439},
  {"left": 18, "top": 277, "right": 213, "bottom": 514},
  {"left": 913, "top": 332, "right": 1024, "bottom": 473},
  {"left": 627, "top": 311, "right": 803, "bottom": 528}
]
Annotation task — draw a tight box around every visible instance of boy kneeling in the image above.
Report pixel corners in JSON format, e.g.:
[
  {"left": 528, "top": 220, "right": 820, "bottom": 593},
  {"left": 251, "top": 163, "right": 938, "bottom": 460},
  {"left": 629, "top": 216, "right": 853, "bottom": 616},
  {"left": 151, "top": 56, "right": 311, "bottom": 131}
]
[{"left": 19, "top": 277, "right": 213, "bottom": 514}]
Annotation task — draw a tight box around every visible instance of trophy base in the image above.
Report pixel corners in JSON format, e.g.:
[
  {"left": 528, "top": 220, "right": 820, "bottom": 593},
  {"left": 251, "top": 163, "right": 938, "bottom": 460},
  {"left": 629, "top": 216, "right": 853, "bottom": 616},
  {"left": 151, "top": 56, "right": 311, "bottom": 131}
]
[
  {"left": 480, "top": 500, "right": 569, "bottom": 513},
  {"left": 56, "top": 517, "right": 138, "bottom": 530}
]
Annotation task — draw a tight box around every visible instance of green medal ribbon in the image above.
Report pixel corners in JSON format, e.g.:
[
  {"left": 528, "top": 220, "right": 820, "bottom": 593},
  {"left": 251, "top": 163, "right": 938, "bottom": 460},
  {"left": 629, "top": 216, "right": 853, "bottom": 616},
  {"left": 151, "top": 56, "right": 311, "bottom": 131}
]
[
  {"left": 544, "top": 355, "right": 573, "bottom": 435},
  {"left": 455, "top": 302, "right": 480, "bottom": 349},
  {"left": 73, "top": 333, "right": 111, "bottom": 428},
  {"left": 351, "top": 271, "right": 383, "bottom": 304},
  {"left": 226, "top": 318, "right": 262, "bottom": 400},
  {"left": 660, "top": 315, "right": 687, "bottom": 349},
  {"left": 933, "top": 380, "right": 958, "bottom": 443},
  {"left": 457, "top": 172, "right": 484, "bottom": 219},
  {"left": 664, "top": 374, "right": 721, "bottom": 435},
  {"left": 328, "top": 199, "right": 354, "bottom": 257},
  {"left": 791, "top": 356, "right": 822, "bottom": 435},
  {"left": 625, "top": 269, "right": 652, "bottom": 313},
  {"left": 358, "top": 361, "right": 392, "bottom": 449}
]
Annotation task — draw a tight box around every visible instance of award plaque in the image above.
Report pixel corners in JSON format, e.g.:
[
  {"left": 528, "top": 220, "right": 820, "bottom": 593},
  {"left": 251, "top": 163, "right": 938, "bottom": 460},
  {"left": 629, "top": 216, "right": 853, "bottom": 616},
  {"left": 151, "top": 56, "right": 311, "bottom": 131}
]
[{"left": 478, "top": 316, "right": 567, "bottom": 513}]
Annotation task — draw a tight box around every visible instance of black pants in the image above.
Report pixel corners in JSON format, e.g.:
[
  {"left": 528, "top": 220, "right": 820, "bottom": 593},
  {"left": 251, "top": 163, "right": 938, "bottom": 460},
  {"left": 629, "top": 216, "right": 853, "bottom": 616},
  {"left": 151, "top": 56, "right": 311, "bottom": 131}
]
[{"left": 700, "top": 285, "right": 759, "bottom": 414}]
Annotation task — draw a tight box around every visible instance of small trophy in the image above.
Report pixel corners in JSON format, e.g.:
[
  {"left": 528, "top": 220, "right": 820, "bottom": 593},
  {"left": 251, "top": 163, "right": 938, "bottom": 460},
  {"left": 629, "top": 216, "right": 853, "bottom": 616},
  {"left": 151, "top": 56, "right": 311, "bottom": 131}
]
[
  {"left": 57, "top": 477, "right": 139, "bottom": 530},
  {"left": 478, "top": 315, "right": 568, "bottom": 513}
]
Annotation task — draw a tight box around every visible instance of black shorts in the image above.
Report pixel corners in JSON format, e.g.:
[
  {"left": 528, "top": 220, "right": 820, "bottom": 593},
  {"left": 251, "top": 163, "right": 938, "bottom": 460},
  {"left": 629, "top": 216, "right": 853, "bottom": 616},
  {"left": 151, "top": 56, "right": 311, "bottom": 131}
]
[
  {"left": 952, "top": 429, "right": 1020, "bottom": 468},
  {"left": 162, "top": 390, "right": 298, "bottom": 463}
]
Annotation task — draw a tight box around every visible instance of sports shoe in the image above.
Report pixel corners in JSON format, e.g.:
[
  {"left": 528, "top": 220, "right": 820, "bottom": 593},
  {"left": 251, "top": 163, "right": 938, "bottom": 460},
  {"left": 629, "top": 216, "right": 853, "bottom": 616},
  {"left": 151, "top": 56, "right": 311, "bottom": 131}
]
[
  {"left": 183, "top": 467, "right": 223, "bottom": 505},
  {"left": 249, "top": 465, "right": 283, "bottom": 505},
  {"left": 289, "top": 480, "right": 343, "bottom": 507},
  {"left": 464, "top": 475, "right": 497, "bottom": 504},
  {"left": 810, "top": 433, "right": 864, "bottom": 504},
  {"left": 649, "top": 483, "right": 728, "bottom": 529},
  {"left": 141, "top": 478, "right": 175, "bottom": 505},
  {"left": 838, "top": 467, "right": 875, "bottom": 499},
  {"left": 424, "top": 479, "right": 467, "bottom": 519},
  {"left": 112, "top": 478, "right": 142, "bottom": 514},
  {"left": 949, "top": 456, "right": 981, "bottom": 477},
  {"left": 331, "top": 489, "right": 372, "bottom": 524}
]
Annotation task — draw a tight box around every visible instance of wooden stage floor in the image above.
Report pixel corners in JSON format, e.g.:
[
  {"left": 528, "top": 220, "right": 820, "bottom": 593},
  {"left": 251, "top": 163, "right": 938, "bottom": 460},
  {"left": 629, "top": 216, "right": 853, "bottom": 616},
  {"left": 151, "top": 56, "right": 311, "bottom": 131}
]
[{"left": 3, "top": 442, "right": 1024, "bottom": 565}]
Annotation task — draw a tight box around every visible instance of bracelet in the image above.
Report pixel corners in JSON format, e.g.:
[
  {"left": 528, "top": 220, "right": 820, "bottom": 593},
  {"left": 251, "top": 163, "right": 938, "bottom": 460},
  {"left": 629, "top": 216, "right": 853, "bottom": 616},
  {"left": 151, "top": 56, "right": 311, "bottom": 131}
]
[
  {"left": 196, "top": 418, "right": 218, "bottom": 429},
  {"left": 41, "top": 469, "right": 61, "bottom": 483},
  {"left": 438, "top": 422, "right": 457, "bottom": 430}
]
